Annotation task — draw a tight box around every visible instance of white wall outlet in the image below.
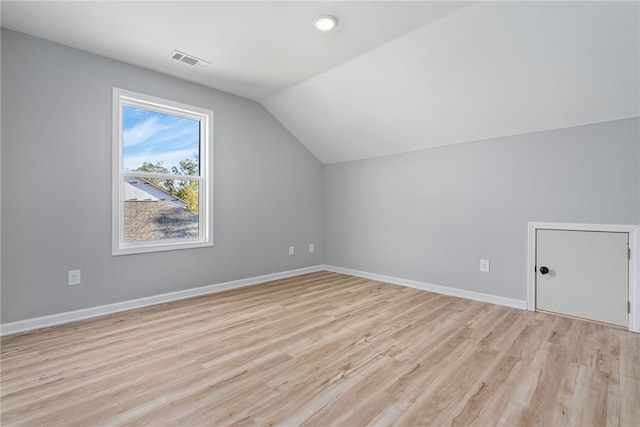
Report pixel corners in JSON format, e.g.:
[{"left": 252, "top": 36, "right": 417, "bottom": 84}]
[
  {"left": 309, "top": 243, "right": 315, "bottom": 253},
  {"left": 480, "top": 259, "right": 490, "bottom": 273},
  {"left": 289, "top": 246, "right": 295, "bottom": 255},
  {"left": 68, "top": 270, "right": 81, "bottom": 285}
]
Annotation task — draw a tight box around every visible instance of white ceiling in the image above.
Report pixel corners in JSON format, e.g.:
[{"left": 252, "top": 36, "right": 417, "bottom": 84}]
[
  {"left": 0, "top": 1, "right": 469, "bottom": 101},
  {"left": 2, "top": 1, "right": 639, "bottom": 164},
  {"left": 265, "top": 1, "right": 640, "bottom": 163}
]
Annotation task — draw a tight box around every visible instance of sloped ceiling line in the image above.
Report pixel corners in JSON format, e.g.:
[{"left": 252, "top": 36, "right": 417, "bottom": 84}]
[
  {"left": 2, "top": 1, "right": 638, "bottom": 165},
  {"left": 263, "top": 1, "right": 640, "bottom": 164}
]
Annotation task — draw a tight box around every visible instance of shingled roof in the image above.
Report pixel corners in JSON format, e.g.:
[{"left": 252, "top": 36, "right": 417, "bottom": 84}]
[
  {"left": 124, "top": 200, "right": 199, "bottom": 241},
  {"left": 124, "top": 176, "right": 187, "bottom": 209}
]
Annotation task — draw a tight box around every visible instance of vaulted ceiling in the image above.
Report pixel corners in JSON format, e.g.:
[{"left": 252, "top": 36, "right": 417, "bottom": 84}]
[{"left": 3, "top": 1, "right": 639, "bottom": 164}]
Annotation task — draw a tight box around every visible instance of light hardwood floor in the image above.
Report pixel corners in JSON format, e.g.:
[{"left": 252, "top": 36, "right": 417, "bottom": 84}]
[{"left": 1, "top": 271, "right": 639, "bottom": 426}]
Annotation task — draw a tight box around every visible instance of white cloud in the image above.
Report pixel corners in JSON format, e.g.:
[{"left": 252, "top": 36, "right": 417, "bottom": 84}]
[{"left": 123, "top": 116, "right": 163, "bottom": 148}]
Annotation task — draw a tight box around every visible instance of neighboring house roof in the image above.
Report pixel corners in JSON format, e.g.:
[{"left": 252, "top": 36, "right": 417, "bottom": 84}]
[
  {"left": 123, "top": 176, "right": 197, "bottom": 241},
  {"left": 124, "top": 201, "right": 199, "bottom": 241},
  {"left": 124, "top": 176, "right": 187, "bottom": 209}
]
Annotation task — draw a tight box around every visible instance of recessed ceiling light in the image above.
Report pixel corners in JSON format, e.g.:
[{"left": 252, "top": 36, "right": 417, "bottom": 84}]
[{"left": 315, "top": 15, "right": 338, "bottom": 31}]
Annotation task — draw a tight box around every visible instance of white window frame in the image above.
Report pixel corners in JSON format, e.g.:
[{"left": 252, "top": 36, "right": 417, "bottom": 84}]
[{"left": 112, "top": 87, "right": 213, "bottom": 255}]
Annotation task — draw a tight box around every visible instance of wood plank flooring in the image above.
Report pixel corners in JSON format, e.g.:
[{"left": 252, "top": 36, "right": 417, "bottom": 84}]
[{"left": 1, "top": 271, "right": 639, "bottom": 426}]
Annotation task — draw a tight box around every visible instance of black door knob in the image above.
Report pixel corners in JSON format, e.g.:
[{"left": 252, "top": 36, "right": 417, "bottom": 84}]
[{"left": 539, "top": 266, "right": 549, "bottom": 275}]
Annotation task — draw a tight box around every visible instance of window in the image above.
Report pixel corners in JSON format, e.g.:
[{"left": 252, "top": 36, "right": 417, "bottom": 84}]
[{"left": 112, "top": 88, "right": 213, "bottom": 255}]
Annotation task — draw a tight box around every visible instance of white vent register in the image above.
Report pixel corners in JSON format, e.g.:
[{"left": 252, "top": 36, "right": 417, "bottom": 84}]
[{"left": 168, "top": 50, "right": 210, "bottom": 69}]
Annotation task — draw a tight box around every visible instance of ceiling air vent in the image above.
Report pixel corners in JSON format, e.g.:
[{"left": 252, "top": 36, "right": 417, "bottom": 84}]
[{"left": 168, "top": 50, "right": 210, "bottom": 69}]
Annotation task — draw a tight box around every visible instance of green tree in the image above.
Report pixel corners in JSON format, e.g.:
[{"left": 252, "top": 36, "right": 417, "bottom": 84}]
[
  {"left": 135, "top": 157, "right": 199, "bottom": 213},
  {"left": 177, "top": 183, "right": 199, "bottom": 213},
  {"left": 135, "top": 161, "right": 175, "bottom": 194},
  {"left": 171, "top": 158, "right": 198, "bottom": 176},
  {"left": 173, "top": 158, "right": 199, "bottom": 213}
]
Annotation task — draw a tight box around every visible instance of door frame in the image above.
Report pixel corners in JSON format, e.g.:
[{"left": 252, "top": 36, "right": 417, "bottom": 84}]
[{"left": 527, "top": 222, "right": 640, "bottom": 333}]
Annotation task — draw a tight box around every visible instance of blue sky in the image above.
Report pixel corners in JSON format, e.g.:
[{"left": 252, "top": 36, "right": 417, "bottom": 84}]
[{"left": 123, "top": 106, "right": 200, "bottom": 174}]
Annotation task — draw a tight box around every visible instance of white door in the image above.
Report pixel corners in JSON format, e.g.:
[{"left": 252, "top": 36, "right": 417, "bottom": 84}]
[{"left": 536, "top": 229, "right": 629, "bottom": 327}]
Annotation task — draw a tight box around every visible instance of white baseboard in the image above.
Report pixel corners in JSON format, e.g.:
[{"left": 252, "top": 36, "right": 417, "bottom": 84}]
[
  {"left": 324, "top": 265, "right": 527, "bottom": 310},
  {"left": 0, "top": 265, "right": 324, "bottom": 336},
  {"left": 1, "top": 264, "right": 528, "bottom": 336}
]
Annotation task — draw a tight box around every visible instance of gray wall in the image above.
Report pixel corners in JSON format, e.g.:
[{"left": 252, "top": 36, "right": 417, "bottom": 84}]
[
  {"left": 2, "top": 29, "right": 638, "bottom": 324},
  {"left": 324, "top": 118, "right": 640, "bottom": 301},
  {"left": 1, "top": 29, "right": 324, "bottom": 323}
]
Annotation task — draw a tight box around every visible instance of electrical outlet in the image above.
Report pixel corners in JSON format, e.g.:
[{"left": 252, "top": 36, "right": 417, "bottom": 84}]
[
  {"left": 289, "top": 246, "right": 295, "bottom": 255},
  {"left": 480, "top": 259, "right": 490, "bottom": 273},
  {"left": 68, "top": 270, "right": 81, "bottom": 286},
  {"left": 309, "top": 243, "right": 315, "bottom": 253}
]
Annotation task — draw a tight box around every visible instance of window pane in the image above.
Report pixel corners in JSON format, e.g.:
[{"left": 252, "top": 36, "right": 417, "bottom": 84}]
[
  {"left": 124, "top": 176, "right": 200, "bottom": 241},
  {"left": 122, "top": 106, "right": 200, "bottom": 176}
]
